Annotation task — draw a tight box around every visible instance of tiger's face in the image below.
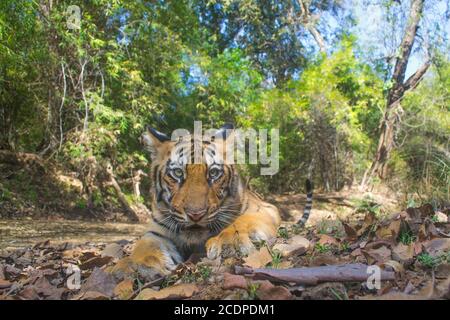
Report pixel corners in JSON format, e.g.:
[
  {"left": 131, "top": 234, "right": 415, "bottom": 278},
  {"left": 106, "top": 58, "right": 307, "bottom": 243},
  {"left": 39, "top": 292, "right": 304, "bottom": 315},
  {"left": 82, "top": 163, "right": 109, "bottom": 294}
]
[{"left": 141, "top": 125, "right": 243, "bottom": 233}]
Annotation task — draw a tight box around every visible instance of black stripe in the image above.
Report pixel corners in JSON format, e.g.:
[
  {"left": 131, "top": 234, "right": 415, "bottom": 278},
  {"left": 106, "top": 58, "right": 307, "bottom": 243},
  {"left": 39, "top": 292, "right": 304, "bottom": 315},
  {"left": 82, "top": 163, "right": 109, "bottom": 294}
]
[{"left": 147, "top": 230, "right": 171, "bottom": 241}]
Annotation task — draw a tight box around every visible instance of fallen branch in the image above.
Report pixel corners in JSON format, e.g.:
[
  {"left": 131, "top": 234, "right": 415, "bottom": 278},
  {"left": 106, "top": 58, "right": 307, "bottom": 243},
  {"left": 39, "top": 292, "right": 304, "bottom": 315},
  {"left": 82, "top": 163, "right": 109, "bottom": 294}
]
[{"left": 234, "top": 263, "right": 395, "bottom": 286}]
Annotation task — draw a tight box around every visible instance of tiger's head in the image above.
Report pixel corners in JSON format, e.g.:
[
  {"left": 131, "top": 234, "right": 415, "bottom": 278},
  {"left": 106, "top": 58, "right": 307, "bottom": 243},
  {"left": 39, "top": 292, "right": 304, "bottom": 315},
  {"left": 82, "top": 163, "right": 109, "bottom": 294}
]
[{"left": 141, "top": 124, "right": 243, "bottom": 233}]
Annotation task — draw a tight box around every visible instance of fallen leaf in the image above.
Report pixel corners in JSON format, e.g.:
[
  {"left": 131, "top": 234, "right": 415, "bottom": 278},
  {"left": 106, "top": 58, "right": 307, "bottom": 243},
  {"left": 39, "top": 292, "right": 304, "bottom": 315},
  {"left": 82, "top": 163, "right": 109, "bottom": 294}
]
[
  {"left": 81, "top": 267, "right": 117, "bottom": 297},
  {"left": 318, "top": 234, "right": 339, "bottom": 246},
  {"left": 272, "top": 235, "right": 310, "bottom": 257},
  {"left": 243, "top": 247, "right": 272, "bottom": 268},
  {"left": 114, "top": 279, "right": 134, "bottom": 300},
  {"left": 223, "top": 273, "right": 247, "bottom": 290},
  {"left": 135, "top": 283, "right": 199, "bottom": 300},
  {"left": 101, "top": 243, "right": 124, "bottom": 259},
  {"left": 342, "top": 222, "right": 358, "bottom": 240},
  {"left": 360, "top": 292, "right": 427, "bottom": 300},
  {"left": 34, "top": 276, "right": 64, "bottom": 299},
  {"left": 19, "top": 286, "right": 40, "bottom": 300},
  {"left": 376, "top": 220, "right": 401, "bottom": 241},
  {"left": 392, "top": 243, "right": 414, "bottom": 264},
  {"left": 382, "top": 260, "right": 404, "bottom": 273},
  {"left": 363, "top": 246, "right": 391, "bottom": 264},
  {"left": 79, "top": 291, "right": 110, "bottom": 300},
  {"left": 423, "top": 238, "right": 450, "bottom": 258},
  {"left": 80, "top": 256, "right": 113, "bottom": 270},
  {"left": 0, "top": 279, "right": 12, "bottom": 289},
  {"left": 255, "top": 280, "right": 293, "bottom": 300},
  {"left": 0, "top": 264, "right": 4, "bottom": 280}
]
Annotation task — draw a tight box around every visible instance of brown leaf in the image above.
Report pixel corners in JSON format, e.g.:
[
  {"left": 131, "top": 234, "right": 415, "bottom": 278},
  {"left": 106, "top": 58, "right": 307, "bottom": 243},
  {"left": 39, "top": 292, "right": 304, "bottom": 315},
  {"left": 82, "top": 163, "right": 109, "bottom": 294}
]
[
  {"left": 101, "top": 243, "right": 124, "bottom": 260},
  {"left": 363, "top": 246, "right": 391, "bottom": 264},
  {"left": 0, "top": 264, "right": 5, "bottom": 280},
  {"left": 360, "top": 291, "right": 428, "bottom": 300},
  {"left": 392, "top": 243, "right": 415, "bottom": 264},
  {"left": 318, "top": 234, "right": 339, "bottom": 246},
  {"left": 114, "top": 279, "right": 134, "bottom": 300},
  {"left": 255, "top": 280, "right": 293, "bottom": 300},
  {"left": 423, "top": 238, "right": 450, "bottom": 258},
  {"left": 80, "top": 256, "right": 113, "bottom": 270},
  {"left": 34, "top": 276, "right": 64, "bottom": 300},
  {"left": 376, "top": 220, "right": 401, "bottom": 241},
  {"left": 78, "top": 291, "right": 110, "bottom": 300},
  {"left": 0, "top": 279, "right": 12, "bottom": 289},
  {"left": 81, "top": 267, "right": 117, "bottom": 297},
  {"left": 382, "top": 260, "right": 404, "bottom": 273},
  {"left": 135, "top": 283, "right": 199, "bottom": 300},
  {"left": 223, "top": 273, "right": 247, "bottom": 290},
  {"left": 272, "top": 235, "right": 310, "bottom": 257},
  {"left": 342, "top": 222, "right": 358, "bottom": 240},
  {"left": 243, "top": 247, "right": 272, "bottom": 268},
  {"left": 18, "top": 286, "right": 40, "bottom": 300}
]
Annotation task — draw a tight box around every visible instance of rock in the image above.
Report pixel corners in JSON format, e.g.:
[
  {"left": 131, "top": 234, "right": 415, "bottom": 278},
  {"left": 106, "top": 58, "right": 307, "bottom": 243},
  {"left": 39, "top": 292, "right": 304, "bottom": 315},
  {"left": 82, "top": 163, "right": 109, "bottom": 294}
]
[
  {"left": 222, "top": 273, "right": 247, "bottom": 290},
  {"left": 273, "top": 235, "right": 310, "bottom": 257},
  {"left": 101, "top": 243, "right": 124, "bottom": 259},
  {"left": 434, "top": 211, "right": 448, "bottom": 223}
]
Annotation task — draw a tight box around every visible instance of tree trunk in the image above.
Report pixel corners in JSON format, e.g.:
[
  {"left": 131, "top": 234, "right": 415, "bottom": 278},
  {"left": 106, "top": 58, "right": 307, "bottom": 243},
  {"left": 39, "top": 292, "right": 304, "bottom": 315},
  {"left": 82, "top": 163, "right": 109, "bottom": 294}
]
[{"left": 362, "top": 0, "right": 429, "bottom": 187}]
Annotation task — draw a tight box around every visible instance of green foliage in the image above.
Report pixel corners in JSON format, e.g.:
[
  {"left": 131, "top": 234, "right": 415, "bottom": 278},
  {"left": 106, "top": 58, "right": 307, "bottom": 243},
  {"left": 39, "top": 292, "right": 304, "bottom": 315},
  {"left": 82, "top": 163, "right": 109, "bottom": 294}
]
[{"left": 0, "top": 0, "right": 448, "bottom": 215}]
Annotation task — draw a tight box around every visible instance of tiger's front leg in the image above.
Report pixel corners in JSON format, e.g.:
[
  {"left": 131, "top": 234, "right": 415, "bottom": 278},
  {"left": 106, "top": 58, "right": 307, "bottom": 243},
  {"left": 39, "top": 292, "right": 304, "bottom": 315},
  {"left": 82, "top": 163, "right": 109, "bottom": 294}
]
[
  {"left": 110, "top": 233, "right": 182, "bottom": 281},
  {"left": 205, "top": 206, "right": 280, "bottom": 259}
]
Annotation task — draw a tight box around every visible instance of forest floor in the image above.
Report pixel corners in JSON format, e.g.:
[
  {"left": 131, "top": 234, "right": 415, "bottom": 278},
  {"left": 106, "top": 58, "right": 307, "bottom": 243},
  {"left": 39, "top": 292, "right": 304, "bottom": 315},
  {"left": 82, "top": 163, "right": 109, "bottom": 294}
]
[{"left": 1, "top": 189, "right": 449, "bottom": 300}]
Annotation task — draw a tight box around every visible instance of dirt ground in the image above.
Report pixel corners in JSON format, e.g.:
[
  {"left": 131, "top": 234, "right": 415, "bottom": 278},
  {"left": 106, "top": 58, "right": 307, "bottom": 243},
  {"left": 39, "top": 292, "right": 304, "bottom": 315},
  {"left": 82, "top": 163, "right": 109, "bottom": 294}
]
[{"left": 0, "top": 189, "right": 449, "bottom": 300}]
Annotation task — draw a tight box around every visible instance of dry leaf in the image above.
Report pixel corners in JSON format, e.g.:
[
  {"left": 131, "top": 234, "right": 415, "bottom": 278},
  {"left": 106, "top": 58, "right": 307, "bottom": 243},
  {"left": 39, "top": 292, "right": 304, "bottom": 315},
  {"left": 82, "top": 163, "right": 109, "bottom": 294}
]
[
  {"left": 243, "top": 247, "right": 272, "bottom": 268},
  {"left": 363, "top": 246, "right": 391, "bottom": 264},
  {"left": 81, "top": 267, "right": 117, "bottom": 297},
  {"left": 382, "top": 260, "right": 404, "bottom": 273},
  {"left": 318, "top": 234, "right": 339, "bottom": 246},
  {"left": 255, "top": 280, "right": 293, "bottom": 300},
  {"left": 392, "top": 243, "right": 414, "bottom": 264},
  {"left": 0, "top": 279, "right": 12, "bottom": 289},
  {"left": 135, "top": 283, "right": 199, "bottom": 300},
  {"left": 376, "top": 220, "right": 401, "bottom": 241},
  {"left": 101, "top": 243, "right": 124, "bottom": 260},
  {"left": 423, "top": 238, "right": 450, "bottom": 258},
  {"left": 223, "top": 273, "right": 247, "bottom": 290},
  {"left": 114, "top": 279, "right": 134, "bottom": 300}
]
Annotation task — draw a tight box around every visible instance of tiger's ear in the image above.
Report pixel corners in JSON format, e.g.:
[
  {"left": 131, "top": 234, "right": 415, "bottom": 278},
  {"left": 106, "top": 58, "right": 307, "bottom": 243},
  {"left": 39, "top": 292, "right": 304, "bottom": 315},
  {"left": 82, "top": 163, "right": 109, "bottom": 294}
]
[
  {"left": 214, "top": 123, "right": 234, "bottom": 140},
  {"left": 141, "top": 125, "right": 170, "bottom": 160}
]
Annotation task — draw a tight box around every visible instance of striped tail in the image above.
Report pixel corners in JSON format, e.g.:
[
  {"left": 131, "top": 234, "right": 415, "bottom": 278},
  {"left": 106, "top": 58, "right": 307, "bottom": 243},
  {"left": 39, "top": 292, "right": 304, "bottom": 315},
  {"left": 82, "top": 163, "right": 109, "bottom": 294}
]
[{"left": 297, "top": 179, "right": 313, "bottom": 226}]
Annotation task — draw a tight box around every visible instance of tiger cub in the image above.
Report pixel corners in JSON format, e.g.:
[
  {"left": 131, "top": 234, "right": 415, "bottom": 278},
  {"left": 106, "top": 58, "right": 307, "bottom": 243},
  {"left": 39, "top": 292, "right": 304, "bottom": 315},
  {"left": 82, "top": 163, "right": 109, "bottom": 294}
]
[{"left": 111, "top": 124, "right": 310, "bottom": 280}]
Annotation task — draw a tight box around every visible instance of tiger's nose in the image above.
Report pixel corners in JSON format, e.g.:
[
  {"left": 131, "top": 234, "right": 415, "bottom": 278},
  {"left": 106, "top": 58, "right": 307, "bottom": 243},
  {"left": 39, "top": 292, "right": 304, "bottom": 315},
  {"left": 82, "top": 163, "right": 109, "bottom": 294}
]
[{"left": 186, "top": 210, "right": 207, "bottom": 222}]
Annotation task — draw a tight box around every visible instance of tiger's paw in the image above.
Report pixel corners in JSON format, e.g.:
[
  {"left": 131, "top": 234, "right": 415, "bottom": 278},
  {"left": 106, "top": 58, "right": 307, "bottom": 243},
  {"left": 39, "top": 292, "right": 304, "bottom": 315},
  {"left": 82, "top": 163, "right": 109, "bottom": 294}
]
[
  {"left": 206, "top": 213, "right": 278, "bottom": 260},
  {"left": 205, "top": 228, "right": 255, "bottom": 260},
  {"left": 108, "top": 238, "right": 175, "bottom": 281}
]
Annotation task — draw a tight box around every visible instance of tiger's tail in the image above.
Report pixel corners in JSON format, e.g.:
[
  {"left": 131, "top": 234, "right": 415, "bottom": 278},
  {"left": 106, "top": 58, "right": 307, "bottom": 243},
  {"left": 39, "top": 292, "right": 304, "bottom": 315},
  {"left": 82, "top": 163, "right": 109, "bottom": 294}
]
[{"left": 297, "top": 179, "right": 313, "bottom": 226}]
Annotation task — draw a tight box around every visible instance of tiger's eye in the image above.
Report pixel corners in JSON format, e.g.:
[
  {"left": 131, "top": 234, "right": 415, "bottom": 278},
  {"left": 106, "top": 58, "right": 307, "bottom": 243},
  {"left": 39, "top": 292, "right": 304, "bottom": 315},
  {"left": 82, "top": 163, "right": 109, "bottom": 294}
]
[
  {"left": 209, "top": 168, "right": 221, "bottom": 179},
  {"left": 172, "top": 168, "right": 183, "bottom": 178}
]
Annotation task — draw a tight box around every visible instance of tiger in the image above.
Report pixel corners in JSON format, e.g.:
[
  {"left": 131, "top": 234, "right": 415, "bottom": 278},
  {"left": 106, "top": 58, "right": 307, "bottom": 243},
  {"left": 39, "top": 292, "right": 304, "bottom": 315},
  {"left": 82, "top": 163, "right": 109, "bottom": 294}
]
[{"left": 111, "top": 124, "right": 313, "bottom": 280}]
